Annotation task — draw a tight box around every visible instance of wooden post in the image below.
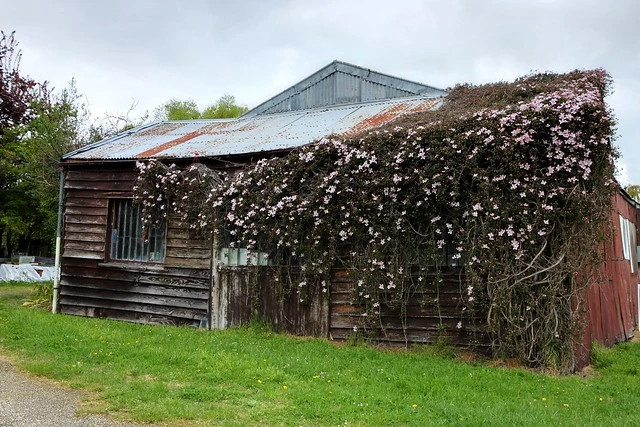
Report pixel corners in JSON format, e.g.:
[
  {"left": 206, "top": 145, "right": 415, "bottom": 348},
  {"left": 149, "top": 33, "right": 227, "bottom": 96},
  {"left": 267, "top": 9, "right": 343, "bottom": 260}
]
[
  {"left": 210, "top": 232, "right": 220, "bottom": 329},
  {"left": 52, "top": 170, "right": 65, "bottom": 314}
]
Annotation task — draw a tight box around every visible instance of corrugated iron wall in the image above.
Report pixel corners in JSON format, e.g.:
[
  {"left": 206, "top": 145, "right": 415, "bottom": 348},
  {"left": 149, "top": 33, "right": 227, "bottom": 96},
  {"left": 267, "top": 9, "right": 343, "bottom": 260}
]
[
  {"left": 577, "top": 191, "right": 639, "bottom": 367},
  {"left": 262, "top": 71, "right": 418, "bottom": 115}
]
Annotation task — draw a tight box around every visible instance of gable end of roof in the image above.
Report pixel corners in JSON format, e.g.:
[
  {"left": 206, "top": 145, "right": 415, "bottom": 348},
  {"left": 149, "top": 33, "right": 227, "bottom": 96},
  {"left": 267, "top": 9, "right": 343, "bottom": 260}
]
[{"left": 243, "top": 60, "right": 444, "bottom": 118}]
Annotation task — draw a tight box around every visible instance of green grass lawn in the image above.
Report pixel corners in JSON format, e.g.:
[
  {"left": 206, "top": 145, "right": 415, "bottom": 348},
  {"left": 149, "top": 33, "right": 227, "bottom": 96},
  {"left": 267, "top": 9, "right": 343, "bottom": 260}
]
[
  {"left": 0, "top": 280, "right": 34, "bottom": 297},
  {"left": 0, "top": 284, "right": 639, "bottom": 426}
]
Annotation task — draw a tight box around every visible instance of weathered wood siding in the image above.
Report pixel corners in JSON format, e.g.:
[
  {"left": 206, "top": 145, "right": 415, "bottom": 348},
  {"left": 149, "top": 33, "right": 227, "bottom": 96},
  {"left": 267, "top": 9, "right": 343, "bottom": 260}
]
[
  {"left": 578, "top": 191, "right": 639, "bottom": 366},
  {"left": 214, "top": 267, "right": 329, "bottom": 337},
  {"left": 329, "top": 268, "right": 489, "bottom": 348},
  {"left": 59, "top": 164, "right": 636, "bottom": 368},
  {"left": 209, "top": 266, "right": 488, "bottom": 349},
  {"left": 165, "top": 220, "right": 212, "bottom": 269},
  {"left": 59, "top": 165, "right": 211, "bottom": 326}
]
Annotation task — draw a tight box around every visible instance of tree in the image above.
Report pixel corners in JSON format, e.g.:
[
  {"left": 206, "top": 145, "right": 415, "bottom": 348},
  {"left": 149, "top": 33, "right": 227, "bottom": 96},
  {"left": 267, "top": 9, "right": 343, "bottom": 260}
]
[
  {"left": 626, "top": 185, "right": 640, "bottom": 202},
  {"left": 0, "top": 80, "right": 86, "bottom": 257},
  {"left": 1, "top": 30, "right": 45, "bottom": 257},
  {"left": 154, "top": 99, "right": 200, "bottom": 120},
  {"left": 88, "top": 100, "right": 149, "bottom": 143},
  {"left": 201, "top": 95, "right": 248, "bottom": 119},
  {"left": 1, "top": 30, "right": 42, "bottom": 192},
  {"left": 0, "top": 31, "right": 86, "bottom": 257},
  {"left": 0, "top": 31, "right": 40, "bottom": 135},
  {"left": 154, "top": 95, "right": 247, "bottom": 121}
]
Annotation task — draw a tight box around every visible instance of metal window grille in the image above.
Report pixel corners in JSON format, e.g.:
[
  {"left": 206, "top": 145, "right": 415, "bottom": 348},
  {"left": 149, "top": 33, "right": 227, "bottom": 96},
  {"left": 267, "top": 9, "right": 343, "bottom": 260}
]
[{"left": 109, "top": 200, "right": 165, "bottom": 262}]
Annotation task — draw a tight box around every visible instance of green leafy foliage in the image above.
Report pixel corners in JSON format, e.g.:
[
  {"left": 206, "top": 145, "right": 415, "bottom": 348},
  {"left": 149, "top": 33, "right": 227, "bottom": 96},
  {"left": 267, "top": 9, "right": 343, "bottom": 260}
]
[
  {"left": 201, "top": 94, "right": 248, "bottom": 118},
  {"left": 1, "top": 31, "right": 51, "bottom": 256},
  {"left": 1, "top": 80, "right": 86, "bottom": 255},
  {"left": 626, "top": 184, "right": 640, "bottom": 201},
  {"left": 154, "top": 94, "right": 247, "bottom": 121},
  {"left": 154, "top": 99, "right": 201, "bottom": 120},
  {"left": 0, "top": 31, "right": 96, "bottom": 257}
]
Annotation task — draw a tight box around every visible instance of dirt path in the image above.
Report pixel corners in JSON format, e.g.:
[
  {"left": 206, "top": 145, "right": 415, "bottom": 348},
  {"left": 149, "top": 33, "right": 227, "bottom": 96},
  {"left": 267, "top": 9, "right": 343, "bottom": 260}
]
[{"left": 0, "top": 354, "right": 138, "bottom": 427}]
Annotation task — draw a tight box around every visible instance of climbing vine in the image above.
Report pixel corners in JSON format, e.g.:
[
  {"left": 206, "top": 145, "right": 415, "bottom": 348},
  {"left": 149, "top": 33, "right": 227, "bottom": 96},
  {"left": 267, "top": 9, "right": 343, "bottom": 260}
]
[{"left": 134, "top": 70, "right": 617, "bottom": 371}]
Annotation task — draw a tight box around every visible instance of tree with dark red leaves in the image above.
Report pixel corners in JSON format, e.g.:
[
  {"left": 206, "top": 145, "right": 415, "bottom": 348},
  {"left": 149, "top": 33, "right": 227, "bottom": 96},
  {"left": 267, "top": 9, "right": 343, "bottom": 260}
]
[{"left": 0, "top": 31, "right": 42, "bottom": 138}]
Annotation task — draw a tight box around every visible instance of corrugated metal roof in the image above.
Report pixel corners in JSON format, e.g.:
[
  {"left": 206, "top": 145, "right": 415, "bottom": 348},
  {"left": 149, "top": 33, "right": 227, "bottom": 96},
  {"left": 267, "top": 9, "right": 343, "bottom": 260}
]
[
  {"left": 64, "top": 96, "right": 442, "bottom": 161},
  {"left": 243, "top": 60, "right": 445, "bottom": 118}
]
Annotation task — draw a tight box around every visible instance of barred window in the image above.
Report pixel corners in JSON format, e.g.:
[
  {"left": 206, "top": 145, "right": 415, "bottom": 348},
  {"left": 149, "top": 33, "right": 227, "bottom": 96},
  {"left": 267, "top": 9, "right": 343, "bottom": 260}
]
[{"left": 109, "top": 199, "right": 165, "bottom": 262}]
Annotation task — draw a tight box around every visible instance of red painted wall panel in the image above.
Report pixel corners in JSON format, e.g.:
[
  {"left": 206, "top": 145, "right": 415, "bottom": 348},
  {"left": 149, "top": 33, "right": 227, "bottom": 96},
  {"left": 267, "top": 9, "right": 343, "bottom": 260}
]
[{"left": 578, "top": 191, "right": 639, "bottom": 368}]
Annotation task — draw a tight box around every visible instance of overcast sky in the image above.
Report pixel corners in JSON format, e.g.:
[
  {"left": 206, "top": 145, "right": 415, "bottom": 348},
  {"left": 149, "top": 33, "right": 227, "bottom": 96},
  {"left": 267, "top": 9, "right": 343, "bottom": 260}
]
[{"left": 2, "top": 0, "right": 638, "bottom": 184}]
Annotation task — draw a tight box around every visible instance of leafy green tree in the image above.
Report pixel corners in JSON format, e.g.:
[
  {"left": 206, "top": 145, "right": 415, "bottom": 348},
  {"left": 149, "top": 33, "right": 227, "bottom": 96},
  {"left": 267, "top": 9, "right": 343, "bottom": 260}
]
[
  {"left": 201, "top": 95, "right": 248, "bottom": 119},
  {"left": 1, "top": 31, "right": 87, "bottom": 257},
  {"left": 626, "top": 185, "right": 640, "bottom": 202},
  {"left": 154, "top": 95, "right": 247, "bottom": 121},
  {"left": 154, "top": 99, "right": 200, "bottom": 121},
  {"left": 24, "top": 82, "right": 86, "bottom": 234},
  {"left": 1, "top": 30, "right": 44, "bottom": 257},
  {"left": 1, "top": 81, "right": 85, "bottom": 257}
]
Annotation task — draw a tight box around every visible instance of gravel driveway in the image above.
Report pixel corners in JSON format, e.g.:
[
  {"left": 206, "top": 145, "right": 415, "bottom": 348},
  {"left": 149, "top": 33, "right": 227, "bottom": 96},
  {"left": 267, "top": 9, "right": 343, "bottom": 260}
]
[{"left": 0, "top": 354, "right": 137, "bottom": 427}]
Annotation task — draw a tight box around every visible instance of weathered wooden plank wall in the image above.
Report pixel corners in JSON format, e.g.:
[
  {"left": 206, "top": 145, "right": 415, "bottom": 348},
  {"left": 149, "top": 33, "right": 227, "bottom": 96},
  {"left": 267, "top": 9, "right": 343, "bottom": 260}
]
[
  {"left": 59, "top": 164, "right": 637, "bottom": 369},
  {"left": 210, "top": 266, "right": 487, "bottom": 349},
  {"left": 329, "top": 268, "right": 489, "bottom": 348},
  {"left": 59, "top": 165, "right": 211, "bottom": 327},
  {"left": 165, "top": 220, "right": 211, "bottom": 269},
  {"left": 215, "top": 267, "right": 329, "bottom": 337},
  {"left": 577, "top": 191, "right": 639, "bottom": 367}
]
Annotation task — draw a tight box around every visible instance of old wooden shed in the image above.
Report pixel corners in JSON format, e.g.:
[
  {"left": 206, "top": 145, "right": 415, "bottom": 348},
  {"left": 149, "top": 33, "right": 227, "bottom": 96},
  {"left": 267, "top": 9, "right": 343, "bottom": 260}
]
[
  {"left": 55, "top": 61, "right": 639, "bottom": 367},
  {"left": 56, "top": 60, "right": 446, "bottom": 329}
]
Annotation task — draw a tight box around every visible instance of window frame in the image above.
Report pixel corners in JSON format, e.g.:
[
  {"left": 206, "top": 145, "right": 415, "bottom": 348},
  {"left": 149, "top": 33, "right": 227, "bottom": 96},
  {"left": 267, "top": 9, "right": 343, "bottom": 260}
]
[
  {"left": 619, "top": 214, "right": 638, "bottom": 273},
  {"left": 107, "top": 199, "right": 166, "bottom": 263},
  {"left": 215, "top": 230, "right": 273, "bottom": 267}
]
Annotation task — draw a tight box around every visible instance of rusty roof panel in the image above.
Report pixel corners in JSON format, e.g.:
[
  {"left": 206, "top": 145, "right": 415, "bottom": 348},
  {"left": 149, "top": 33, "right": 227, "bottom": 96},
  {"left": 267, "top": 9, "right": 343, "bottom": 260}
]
[
  {"left": 136, "top": 122, "right": 185, "bottom": 137},
  {"left": 63, "top": 96, "right": 443, "bottom": 161}
]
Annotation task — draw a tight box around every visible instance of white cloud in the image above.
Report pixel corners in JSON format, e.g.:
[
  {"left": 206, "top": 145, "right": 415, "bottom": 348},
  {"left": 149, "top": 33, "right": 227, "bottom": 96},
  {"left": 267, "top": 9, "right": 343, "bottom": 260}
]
[{"left": 616, "top": 161, "right": 631, "bottom": 187}]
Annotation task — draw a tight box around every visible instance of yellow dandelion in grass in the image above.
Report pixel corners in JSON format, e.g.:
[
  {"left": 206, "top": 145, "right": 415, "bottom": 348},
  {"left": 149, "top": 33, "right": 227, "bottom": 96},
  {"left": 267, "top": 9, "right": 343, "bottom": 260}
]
[
  {"left": 257, "top": 379, "right": 262, "bottom": 384},
  {"left": 542, "top": 397, "right": 547, "bottom": 401},
  {"left": 412, "top": 404, "right": 418, "bottom": 408},
  {"left": 598, "top": 397, "right": 603, "bottom": 401},
  {"left": 563, "top": 403, "right": 569, "bottom": 408},
  {"left": 283, "top": 385, "right": 288, "bottom": 390}
]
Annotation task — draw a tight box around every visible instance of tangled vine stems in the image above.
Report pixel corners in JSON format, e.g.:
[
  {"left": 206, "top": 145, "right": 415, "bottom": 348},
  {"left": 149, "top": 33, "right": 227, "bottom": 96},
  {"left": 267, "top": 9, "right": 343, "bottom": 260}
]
[{"left": 133, "top": 69, "right": 617, "bottom": 370}]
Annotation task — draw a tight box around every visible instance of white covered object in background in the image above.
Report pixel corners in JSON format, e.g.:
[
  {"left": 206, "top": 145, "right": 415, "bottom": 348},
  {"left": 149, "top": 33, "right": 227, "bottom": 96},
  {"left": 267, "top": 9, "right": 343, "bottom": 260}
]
[{"left": 0, "top": 264, "right": 55, "bottom": 282}]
